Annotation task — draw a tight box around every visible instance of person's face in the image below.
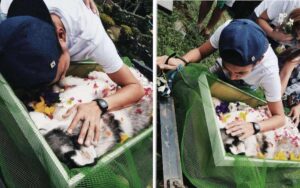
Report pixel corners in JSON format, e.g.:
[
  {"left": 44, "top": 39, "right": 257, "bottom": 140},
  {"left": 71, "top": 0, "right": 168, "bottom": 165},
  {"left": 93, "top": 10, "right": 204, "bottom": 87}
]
[
  {"left": 222, "top": 62, "right": 254, "bottom": 80},
  {"left": 50, "top": 34, "right": 70, "bottom": 85},
  {"left": 51, "top": 48, "right": 70, "bottom": 84},
  {"left": 50, "top": 14, "right": 70, "bottom": 85},
  {"left": 51, "top": 15, "right": 70, "bottom": 83}
]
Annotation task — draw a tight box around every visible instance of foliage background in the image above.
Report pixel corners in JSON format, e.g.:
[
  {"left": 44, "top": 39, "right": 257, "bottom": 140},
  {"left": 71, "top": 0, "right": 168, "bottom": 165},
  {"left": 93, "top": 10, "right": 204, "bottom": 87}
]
[{"left": 157, "top": 1, "right": 230, "bottom": 68}]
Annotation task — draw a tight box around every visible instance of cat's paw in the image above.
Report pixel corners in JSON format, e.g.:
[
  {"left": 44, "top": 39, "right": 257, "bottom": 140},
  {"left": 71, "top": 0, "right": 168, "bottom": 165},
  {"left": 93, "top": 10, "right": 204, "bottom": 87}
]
[{"left": 70, "top": 146, "right": 97, "bottom": 167}]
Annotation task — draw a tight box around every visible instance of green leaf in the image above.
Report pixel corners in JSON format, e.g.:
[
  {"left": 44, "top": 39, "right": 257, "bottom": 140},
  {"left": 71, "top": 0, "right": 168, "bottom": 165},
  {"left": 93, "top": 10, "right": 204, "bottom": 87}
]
[{"left": 122, "top": 57, "right": 134, "bottom": 67}]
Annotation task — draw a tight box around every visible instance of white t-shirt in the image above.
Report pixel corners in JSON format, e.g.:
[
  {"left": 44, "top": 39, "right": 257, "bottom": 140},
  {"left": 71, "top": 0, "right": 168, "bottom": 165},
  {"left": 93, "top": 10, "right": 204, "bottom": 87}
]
[
  {"left": 209, "top": 20, "right": 281, "bottom": 102},
  {"left": 1, "top": 0, "right": 123, "bottom": 74},
  {"left": 255, "top": 0, "right": 300, "bottom": 26}
]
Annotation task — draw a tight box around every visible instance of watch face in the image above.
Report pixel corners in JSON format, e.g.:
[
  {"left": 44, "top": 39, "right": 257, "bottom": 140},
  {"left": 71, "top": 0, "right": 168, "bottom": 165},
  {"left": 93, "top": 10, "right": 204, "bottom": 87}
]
[
  {"left": 254, "top": 123, "right": 260, "bottom": 133},
  {"left": 99, "top": 99, "right": 108, "bottom": 109},
  {"left": 95, "top": 99, "right": 108, "bottom": 114}
]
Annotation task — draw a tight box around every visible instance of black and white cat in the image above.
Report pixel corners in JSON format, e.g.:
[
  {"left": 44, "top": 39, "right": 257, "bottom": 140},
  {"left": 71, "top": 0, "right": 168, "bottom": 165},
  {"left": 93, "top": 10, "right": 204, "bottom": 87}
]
[
  {"left": 213, "top": 98, "right": 276, "bottom": 159},
  {"left": 29, "top": 68, "right": 152, "bottom": 168},
  {"left": 213, "top": 97, "right": 300, "bottom": 160}
]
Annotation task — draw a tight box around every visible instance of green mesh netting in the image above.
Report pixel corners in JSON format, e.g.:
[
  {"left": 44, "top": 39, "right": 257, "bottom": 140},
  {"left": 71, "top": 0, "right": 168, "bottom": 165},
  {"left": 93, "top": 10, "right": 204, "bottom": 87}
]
[
  {"left": 0, "top": 62, "right": 152, "bottom": 188},
  {"left": 173, "top": 64, "right": 300, "bottom": 188}
]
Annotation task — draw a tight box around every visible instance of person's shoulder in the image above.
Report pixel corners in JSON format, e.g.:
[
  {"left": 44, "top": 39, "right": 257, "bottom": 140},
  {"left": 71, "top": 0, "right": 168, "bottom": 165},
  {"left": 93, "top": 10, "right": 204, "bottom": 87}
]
[
  {"left": 210, "top": 20, "right": 232, "bottom": 48},
  {"left": 255, "top": 46, "right": 278, "bottom": 75},
  {"left": 261, "top": 45, "right": 278, "bottom": 64},
  {"left": 217, "top": 20, "right": 232, "bottom": 32}
]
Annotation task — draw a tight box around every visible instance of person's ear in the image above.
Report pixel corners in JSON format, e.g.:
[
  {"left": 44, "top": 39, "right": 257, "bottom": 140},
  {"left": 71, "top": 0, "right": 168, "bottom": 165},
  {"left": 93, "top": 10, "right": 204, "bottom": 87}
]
[
  {"left": 56, "top": 26, "right": 67, "bottom": 50},
  {"left": 56, "top": 26, "right": 66, "bottom": 43}
]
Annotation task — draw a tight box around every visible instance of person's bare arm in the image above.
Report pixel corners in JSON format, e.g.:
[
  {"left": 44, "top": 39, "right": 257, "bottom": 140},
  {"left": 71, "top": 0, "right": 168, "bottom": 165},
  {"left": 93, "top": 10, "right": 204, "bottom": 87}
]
[
  {"left": 257, "top": 10, "right": 293, "bottom": 42},
  {"left": 65, "top": 65, "right": 144, "bottom": 146},
  {"left": 157, "top": 40, "right": 216, "bottom": 70},
  {"left": 105, "top": 65, "right": 145, "bottom": 110},
  {"left": 183, "top": 40, "right": 216, "bottom": 62},
  {"left": 226, "top": 101, "right": 285, "bottom": 140},
  {"left": 289, "top": 104, "right": 300, "bottom": 125},
  {"left": 280, "top": 62, "right": 297, "bottom": 95},
  {"left": 280, "top": 56, "right": 300, "bottom": 95},
  {"left": 83, "top": 0, "right": 99, "bottom": 15},
  {"left": 260, "top": 101, "right": 285, "bottom": 131}
]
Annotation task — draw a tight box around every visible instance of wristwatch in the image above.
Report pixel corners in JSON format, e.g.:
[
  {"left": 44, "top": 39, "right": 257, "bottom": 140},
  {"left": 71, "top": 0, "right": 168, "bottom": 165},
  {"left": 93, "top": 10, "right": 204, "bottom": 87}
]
[
  {"left": 93, "top": 99, "right": 108, "bottom": 115},
  {"left": 251, "top": 122, "right": 261, "bottom": 135}
]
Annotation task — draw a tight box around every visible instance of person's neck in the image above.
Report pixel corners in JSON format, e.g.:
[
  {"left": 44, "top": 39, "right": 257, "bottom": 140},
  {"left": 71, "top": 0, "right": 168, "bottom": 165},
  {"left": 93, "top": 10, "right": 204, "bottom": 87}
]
[{"left": 50, "top": 14, "right": 65, "bottom": 31}]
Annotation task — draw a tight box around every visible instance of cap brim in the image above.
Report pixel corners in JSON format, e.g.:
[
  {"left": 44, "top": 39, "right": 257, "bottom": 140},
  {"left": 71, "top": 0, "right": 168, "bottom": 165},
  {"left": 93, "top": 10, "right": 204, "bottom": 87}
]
[{"left": 7, "top": 0, "right": 54, "bottom": 26}]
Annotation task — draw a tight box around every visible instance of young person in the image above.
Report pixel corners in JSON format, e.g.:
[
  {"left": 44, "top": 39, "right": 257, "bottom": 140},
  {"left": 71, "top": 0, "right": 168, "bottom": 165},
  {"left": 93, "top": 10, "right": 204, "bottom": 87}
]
[
  {"left": 0, "top": 0, "right": 145, "bottom": 146},
  {"left": 273, "top": 8, "right": 300, "bottom": 125},
  {"left": 280, "top": 55, "right": 300, "bottom": 125},
  {"left": 253, "top": 0, "right": 300, "bottom": 44},
  {"left": 157, "top": 19, "right": 285, "bottom": 140},
  {"left": 197, "top": 0, "right": 235, "bottom": 37}
]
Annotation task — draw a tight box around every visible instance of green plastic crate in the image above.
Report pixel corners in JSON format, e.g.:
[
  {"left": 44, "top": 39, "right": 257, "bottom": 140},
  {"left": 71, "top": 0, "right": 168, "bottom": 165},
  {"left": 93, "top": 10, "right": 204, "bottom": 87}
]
[
  {"left": 0, "top": 62, "right": 152, "bottom": 188},
  {"left": 197, "top": 73, "right": 300, "bottom": 168}
]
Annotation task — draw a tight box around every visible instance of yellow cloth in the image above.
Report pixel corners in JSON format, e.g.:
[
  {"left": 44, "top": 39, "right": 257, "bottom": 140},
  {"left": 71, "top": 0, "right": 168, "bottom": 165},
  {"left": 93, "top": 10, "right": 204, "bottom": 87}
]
[{"left": 33, "top": 97, "right": 55, "bottom": 117}]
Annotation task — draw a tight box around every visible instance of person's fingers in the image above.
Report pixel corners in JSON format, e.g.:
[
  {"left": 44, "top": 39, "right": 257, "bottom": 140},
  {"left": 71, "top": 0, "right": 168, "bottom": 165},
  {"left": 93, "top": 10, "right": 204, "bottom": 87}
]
[
  {"left": 156, "top": 56, "right": 168, "bottom": 65},
  {"left": 168, "top": 59, "right": 182, "bottom": 66},
  {"left": 90, "top": 0, "right": 99, "bottom": 15},
  {"left": 67, "top": 111, "right": 81, "bottom": 134},
  {"left": 225, "top": 120, "right": 242, "bottom": 130},
  {"left": 289, "top": 109, "right": 294, "bottom": 117},
  {"left": 78, "top": 119, "right": 90, "bottom": 145},
  {"left": 295, "top": 115, "right": 299, "bottom": 125},
  {"left": 85, "top": 118, "right": 95, "bottom": 146},
  {"left": 292, "top": 111, "right": 299, "bottom": 123},
  {"left": 84, "top": 0, "right": 91, "bottom": 9},
  {"left": 94, "top": 121, "right": 101, "bottom": 144},
  {"left": 226, "top": 125, "right": 241, "bottom": 134},
  {"left": 283, "top": 35, "right": 294, "bottom": 42},
  {"left": 63, "top": 105, "right": 78, "bottom": 118},
  {"left": 292, "top": 112, "right": 297, "bottom": 121},
  {"left": 93, "top": 116, "right": 101, "bottom": 144},
  {"left": 291, "top": 56, "right": 300, "bottom": 62},
  {"left": 230, "top": 129, "right": 244, "bottom": 137},
  {"left": 159, "top": 63, "right": 177, "bottom": 70},
  {"left": 239, "top": 133, "right": 249, "bottom": 141},
  {"left": 157, "top": 63, "right": 164, "bottom": 69}
]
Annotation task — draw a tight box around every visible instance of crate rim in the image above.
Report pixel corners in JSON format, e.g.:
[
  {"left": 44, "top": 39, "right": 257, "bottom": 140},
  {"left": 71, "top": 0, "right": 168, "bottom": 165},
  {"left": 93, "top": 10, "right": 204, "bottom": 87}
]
[
  {"left": 0, "top": 61, "right": 153, "bottom": 187},
  {"left": 198, "top": 73, "right": 300, "bottom": 168}
]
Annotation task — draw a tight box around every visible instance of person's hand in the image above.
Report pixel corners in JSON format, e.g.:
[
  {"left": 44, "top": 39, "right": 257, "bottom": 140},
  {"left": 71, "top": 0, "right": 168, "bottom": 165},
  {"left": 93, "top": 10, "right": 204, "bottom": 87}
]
[
  {"left": 270, "top": 31, "right": 293, "bottom": 42},
  {"left": 286, "top": 55, "right": 300, "bottom": 67},
  {"left": 225, "top": 120, "right": 255, "bottom": 140},
  {"left": 157, "top": 55, "right": 186, "bottom": 70},
  {"left": 288, "top": 104, "right": 300, "bottom": 125},
  {"left": 83, "top": 0, "right": 99, "bottom": 15},
  {"left": 64, "top": 101, "right": 101, "bottom": 146}
]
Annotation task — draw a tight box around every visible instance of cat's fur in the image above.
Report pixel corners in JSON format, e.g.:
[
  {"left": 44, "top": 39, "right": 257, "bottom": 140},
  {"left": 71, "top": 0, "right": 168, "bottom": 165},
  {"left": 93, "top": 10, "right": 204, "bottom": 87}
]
[
  {"left": 220, "top": 128, "right": 276, "bottom": 158},
  {"left": 214, "top": 97, "right": 300, "bottom": 160},
  {"left": 29, "top": 68, "right": 152, "bottom": 168},
  {"left": 213, "top": 98, "right": 276, "bottom": 159}
]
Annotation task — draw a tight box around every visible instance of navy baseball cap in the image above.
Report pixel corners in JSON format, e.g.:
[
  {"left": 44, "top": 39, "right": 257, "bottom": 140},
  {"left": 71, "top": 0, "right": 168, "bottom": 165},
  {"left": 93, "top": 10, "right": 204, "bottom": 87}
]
[
  {"left": 219, "top": 19, "right": 269, "bottom": 66},
  {"left": 0, "top": 0, "right": 61, "bottom": 89}
]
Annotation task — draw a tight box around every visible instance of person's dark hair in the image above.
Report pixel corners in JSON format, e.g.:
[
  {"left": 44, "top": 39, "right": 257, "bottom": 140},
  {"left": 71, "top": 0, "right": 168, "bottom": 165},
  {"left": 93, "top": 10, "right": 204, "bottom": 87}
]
[
  {"left": 220, "top": 49, "right": 244, "bottom": 66},
  {"left": 288, "top": 8, "right": 300, "bottom": 37}
]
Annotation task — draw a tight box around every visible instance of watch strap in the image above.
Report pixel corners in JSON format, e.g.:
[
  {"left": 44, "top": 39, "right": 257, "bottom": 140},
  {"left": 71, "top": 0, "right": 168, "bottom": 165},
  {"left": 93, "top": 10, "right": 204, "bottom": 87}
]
[
  {"left": 251, "top": 122, "right": 260, "bottom": 135},
  {"left": 93, "top": 99, "right": 108, "bottom": 115}
]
